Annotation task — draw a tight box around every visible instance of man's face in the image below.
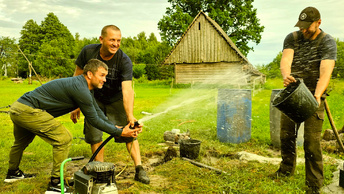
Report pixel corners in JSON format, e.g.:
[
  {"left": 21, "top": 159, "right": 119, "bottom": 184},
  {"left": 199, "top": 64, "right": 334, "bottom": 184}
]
[
  {"left": 99, "top": 29, "right": 121, "bottom": 55},
  {"left": 90, "top": 67, "right": 108, "bottom": 89},
  {"left": 299, "top": 20, "right": 320, "bottom": 40}
]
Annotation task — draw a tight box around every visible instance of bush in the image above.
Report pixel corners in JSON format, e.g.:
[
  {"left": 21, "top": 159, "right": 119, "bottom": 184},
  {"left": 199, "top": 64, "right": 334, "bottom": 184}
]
[
  {"left": 145, "top": 64, "right": 160, "bottom": 80},
  {"left": 133, "top": 74, "right": 149, "bottom": 83},
  {"left": 144, "top": 64, "right": 174, "bottom": 80},
  {"left": 133, "top": 64, "right": 146, "bottom": 79}
]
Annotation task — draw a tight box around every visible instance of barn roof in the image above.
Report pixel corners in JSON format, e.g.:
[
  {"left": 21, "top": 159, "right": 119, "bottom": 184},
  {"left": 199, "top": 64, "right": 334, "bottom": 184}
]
[{"left": 162, "top": 10, "right": 250, "bottom": 65}]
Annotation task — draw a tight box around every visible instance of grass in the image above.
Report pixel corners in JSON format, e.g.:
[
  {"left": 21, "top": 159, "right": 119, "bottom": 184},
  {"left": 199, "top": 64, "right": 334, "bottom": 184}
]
[{"left": 0, "top": 78, "right": 343, "bottom": 193}]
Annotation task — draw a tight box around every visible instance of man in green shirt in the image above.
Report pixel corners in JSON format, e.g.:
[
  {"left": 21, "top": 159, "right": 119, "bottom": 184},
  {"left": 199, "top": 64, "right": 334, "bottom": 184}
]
[{"left": 4, "top": 59, "right": 141, "bottom": 193}]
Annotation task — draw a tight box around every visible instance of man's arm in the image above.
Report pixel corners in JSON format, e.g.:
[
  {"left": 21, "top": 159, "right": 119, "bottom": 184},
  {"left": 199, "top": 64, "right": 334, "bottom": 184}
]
[
  {"left": 122, "top": 80, "right": 136, "bottom": 126},
  {"left": 70, "top": 65, "right": 84, "bottom": 123},
  {"left": 280, "top": 48, "right": 296, "bottom": 87},
  {"left": 314, "top": 60, "right": 335, "bottom": 104}
]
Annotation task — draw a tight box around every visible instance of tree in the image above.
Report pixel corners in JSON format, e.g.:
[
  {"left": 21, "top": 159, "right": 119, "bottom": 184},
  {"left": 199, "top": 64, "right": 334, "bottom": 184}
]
[
  {"left": 121, "top": 32, "right": 172, "bottom": 65},
  {"left": 35, "top": 38, "right": 74, "bottom": 78},
  {"left": 40, "top": 13, "right": 75, "bottom": 58},
  {"left": 73, "top": 33, "right": 98, "bottom": 58},
  {"left": 19, "top": 20, "right": 41, "bottom": 54},
  {"left": 333, "top": 39, "right": 344, "bottom": 78},
  {"left": 256, "top": 52, "right": 282, "bottom": 79},
  {"left": 0, "top": 36, "right": 18, "bottom": 77},
  {"left": 18, "top": 19, "right": 41, "bottom": 77},
  {"left": 158, "top": 0, "right": 265, "bottom": 56}
]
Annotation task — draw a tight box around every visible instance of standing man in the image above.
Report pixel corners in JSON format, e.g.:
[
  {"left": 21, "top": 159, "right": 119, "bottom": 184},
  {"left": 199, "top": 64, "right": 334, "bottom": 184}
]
[
  {"left": 270, "top": 7, "right": 337, "bottom": 194},
  {"left": 4, "top": 59, "right": 141, "bottom": 192},
  {"left": 70, "top": 25, "right": 150, "bottom": 184}
]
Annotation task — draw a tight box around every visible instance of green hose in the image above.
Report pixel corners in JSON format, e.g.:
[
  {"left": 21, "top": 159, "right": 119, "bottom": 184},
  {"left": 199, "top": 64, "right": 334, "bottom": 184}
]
[
  {"left": 60, "top": 156, "right": 84, "bottom": 194},
  {"left": 60, "top": 158, "right": 72, "bottom": 194}
]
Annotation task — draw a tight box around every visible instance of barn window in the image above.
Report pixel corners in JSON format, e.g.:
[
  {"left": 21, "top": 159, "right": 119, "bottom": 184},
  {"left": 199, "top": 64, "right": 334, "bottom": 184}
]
[{"left": 199, "top": 22, "right": 201, "bottom": 30}]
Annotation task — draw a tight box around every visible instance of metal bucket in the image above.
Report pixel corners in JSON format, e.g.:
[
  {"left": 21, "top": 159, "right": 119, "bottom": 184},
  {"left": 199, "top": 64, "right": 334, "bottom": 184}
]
[
  {"left": 217, "top": 89, "right": 252, "bottom": 143},
  {"left": 272, "top": 79, "right": 318, "bottom": 123}
]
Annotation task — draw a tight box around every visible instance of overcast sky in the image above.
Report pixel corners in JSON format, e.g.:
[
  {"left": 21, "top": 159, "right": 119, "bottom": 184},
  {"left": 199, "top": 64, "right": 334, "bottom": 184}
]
[{"left": 1, "top": 0, "right": 343, "bottom": 66}]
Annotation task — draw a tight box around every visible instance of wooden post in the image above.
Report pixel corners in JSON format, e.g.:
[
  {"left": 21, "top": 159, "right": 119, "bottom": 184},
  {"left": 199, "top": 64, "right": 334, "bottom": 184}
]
[
  {"left": 28, "top": 62, "right": 32, "bottom": 84},
  {"left": 181, "top": 157, "right": 228, "bottom": 175},
  {"left": 170, "top": 77, "right": 174, "bottom": 94},
  {"left": 17, "top": 45, "right": 43, "bottom": 85},
  {"left": 324, "top": 99, "right": 344, "bottom": 152}
]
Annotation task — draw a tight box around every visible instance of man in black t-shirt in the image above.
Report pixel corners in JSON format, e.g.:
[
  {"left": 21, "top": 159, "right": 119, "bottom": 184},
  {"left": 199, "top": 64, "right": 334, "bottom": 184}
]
[
  {"left": 71, "top": 25, "right": 150, "bottom": 184},
  {"left": 270, "top": 7, "right": 337, "bottom": 194}
]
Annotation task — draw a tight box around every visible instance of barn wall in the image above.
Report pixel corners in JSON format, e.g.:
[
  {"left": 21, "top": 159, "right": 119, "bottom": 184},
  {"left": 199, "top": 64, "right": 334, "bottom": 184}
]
[
  {"left": 175, "top": 62, "right": 250, "bottom": 85},
  {"left": 165, "top": 15, "right": 242, "bottom": 64}
]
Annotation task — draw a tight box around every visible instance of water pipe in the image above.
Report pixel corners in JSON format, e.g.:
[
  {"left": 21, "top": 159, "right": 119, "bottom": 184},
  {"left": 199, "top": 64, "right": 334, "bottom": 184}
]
[{"left": 60, "top": 156, "right": 84, "bottom": 194}]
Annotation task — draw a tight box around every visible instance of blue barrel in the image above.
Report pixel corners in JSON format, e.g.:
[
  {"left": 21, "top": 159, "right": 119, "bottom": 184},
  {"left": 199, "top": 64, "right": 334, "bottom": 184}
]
[{"left": 217, "top": 89, "right": 251, "bottom": 143}]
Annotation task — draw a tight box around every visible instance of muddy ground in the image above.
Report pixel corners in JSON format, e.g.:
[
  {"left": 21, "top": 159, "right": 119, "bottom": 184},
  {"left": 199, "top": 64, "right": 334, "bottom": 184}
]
[{"left": 63, "top": 142, "right": 344, "bottom": 194}]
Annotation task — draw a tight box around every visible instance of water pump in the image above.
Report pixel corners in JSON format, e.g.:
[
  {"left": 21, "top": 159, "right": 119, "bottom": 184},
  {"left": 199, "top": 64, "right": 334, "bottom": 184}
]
[
  {"left": 73, "top": 122, "right": 140, "bottom": 194},
  {"left": 74, "top": 161, "right": 118, "bottom": 194}
]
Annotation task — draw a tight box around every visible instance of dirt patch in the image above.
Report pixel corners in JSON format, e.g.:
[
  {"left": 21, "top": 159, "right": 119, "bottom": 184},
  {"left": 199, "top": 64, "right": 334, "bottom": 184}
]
[{"left": 143, "top": 175, "right": 169, "bottom": 189}]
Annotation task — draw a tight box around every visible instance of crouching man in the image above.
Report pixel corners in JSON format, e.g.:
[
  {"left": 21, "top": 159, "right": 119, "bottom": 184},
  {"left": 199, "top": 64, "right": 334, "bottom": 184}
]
[{"left": 4, "top": 59, "right": 141, "bottom": 193}]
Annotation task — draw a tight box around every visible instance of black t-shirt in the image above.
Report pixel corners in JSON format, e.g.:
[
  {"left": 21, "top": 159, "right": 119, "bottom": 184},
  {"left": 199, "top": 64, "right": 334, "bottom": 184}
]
[
  {"left": 283, "top": 30, "right": 337, "bottom": 90},
  {"left": 75, "top": 44, "right": 133, "bottom": 104}
]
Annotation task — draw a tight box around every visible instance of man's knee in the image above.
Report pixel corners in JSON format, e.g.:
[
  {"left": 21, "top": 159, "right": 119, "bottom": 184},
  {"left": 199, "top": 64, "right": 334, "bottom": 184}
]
[
  {"left": 59, "top": 129, "right": 73, "bottom": 147},
  {"left": 85, "top": 133, "right": 103, "bottom": 144}
]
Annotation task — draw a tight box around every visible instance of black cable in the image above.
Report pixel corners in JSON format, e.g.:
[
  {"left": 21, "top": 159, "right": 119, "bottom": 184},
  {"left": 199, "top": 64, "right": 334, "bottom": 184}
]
[{"left": 88, "top": 135, "right": 115, "bottom": 163}]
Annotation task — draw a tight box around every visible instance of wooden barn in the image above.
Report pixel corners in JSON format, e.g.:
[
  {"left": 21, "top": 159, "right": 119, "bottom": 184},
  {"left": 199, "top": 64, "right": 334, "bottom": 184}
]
[{"left": 162, "top": 11, "right": 265, "bottom": 87}]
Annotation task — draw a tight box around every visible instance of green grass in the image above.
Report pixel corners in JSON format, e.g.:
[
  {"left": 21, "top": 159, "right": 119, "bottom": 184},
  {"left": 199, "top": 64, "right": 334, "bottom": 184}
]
[{"left": 0, "top": 77, "right": 343, "bottom": 193}]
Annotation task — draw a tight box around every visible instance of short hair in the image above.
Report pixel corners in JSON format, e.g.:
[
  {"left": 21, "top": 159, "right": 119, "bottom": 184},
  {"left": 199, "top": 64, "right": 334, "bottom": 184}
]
[
  {"left": 83, "top": 59, "right": 108, "bottom": 75},
  {"left": 101, "top": 25, "right": 121, "bottom": 37}
]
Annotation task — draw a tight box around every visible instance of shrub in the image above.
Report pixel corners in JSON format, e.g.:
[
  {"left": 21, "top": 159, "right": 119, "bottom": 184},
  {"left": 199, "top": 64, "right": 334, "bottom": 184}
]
[{"left": 133, "top": 64, "right": 146, "bottom": 79}]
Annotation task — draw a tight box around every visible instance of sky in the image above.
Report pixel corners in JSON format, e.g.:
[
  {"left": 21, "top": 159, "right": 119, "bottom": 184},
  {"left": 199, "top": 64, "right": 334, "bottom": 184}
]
[{"left": 1, "top": 0, "right": 343, "bottom": 66}]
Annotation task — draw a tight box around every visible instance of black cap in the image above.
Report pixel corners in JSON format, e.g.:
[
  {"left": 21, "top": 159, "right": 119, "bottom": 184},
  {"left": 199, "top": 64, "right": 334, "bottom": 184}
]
[{"left": 294, "top": 7, "right": 321, "bottom": 29}]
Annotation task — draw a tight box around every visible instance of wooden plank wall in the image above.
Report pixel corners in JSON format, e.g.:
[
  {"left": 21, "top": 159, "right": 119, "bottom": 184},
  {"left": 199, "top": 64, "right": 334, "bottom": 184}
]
[
  {"left": 175, "top": 62, "right": 251, "bottom": 85},
  {"left": 165, "top": 14, "right": 241, "bottom": 64}
]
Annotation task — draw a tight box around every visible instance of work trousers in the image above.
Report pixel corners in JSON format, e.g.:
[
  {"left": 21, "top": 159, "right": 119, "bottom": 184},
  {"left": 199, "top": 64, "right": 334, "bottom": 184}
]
[
  {"left": 279, "top": 99, "right": 325, "bottom": 188},
  {"left": 8, "top": 101, "right": 72, "bottom": 177}
]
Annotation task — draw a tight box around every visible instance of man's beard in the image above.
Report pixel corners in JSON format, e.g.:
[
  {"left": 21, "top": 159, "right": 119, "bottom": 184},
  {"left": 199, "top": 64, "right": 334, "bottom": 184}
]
[{"left": 303, "top": 30, "right": 317, "bottom": 40}]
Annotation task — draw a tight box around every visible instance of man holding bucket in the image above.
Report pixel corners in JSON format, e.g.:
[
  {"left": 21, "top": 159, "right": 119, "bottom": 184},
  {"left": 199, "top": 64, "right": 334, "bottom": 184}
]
[{"left": 270, "top": 7, "right": 337, "bottom": 194}]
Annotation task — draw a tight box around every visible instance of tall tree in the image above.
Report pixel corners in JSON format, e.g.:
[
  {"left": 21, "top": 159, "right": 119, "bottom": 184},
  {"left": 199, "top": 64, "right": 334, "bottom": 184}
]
[
  {"left": 35, "top": 38, "right": 74, "bottom": 78},
  {"left": 40, "top": 13, "right": 75, "bottom": 58},
  {"left": 158, "top": 0, "right": 264, "bottom": 56},
  {"left": 19, "top": 19, "right": 41, "bottom": 54},
  {"left": 18, "top": 19, "right": 41, "bottom": 77}
]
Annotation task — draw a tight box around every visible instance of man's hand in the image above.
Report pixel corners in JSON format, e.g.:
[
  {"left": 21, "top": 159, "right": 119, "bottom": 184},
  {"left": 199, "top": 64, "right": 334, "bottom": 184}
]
[
  {"left": 283, "top": 75, "right": 296, "bottom": 87},
  {"left": 121, "top": 123, "right": 142, "bottom": 138},
  {"left": 314, "top": 95, "right": 321, "bottom": 107},
  {"left": 70, "top": 108, "right": 81, "bottom": 124},
  {"left": 131, "top": 121, "right": 143, "bottom": 134}
]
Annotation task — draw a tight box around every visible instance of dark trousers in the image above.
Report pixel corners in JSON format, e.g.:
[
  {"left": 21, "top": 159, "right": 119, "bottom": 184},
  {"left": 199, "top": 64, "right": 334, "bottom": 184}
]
[{"left": 279, "top": 99, "right": 325, "bottom": 188}]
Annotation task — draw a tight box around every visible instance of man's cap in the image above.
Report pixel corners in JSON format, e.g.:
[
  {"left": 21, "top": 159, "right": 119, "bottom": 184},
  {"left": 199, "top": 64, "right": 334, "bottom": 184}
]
[{"left": 294, "top": 7, "right": 321, "bottom": 29}]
